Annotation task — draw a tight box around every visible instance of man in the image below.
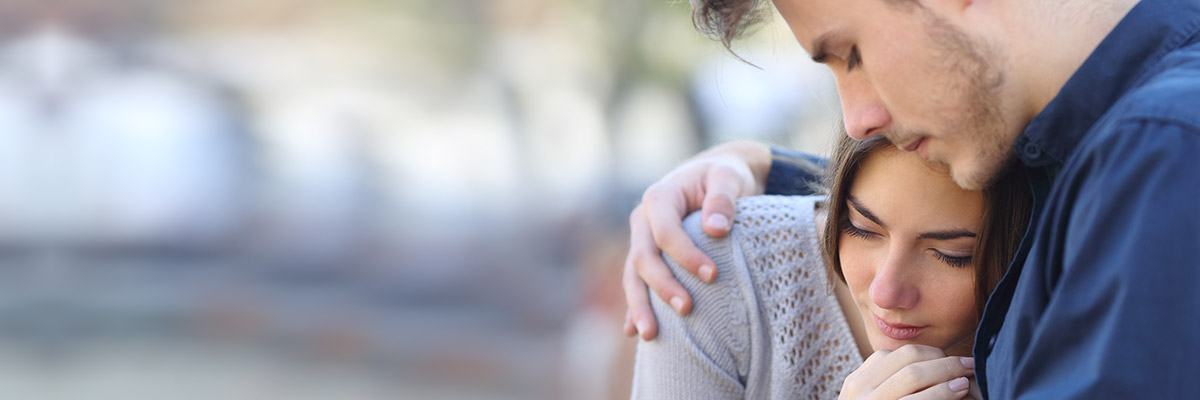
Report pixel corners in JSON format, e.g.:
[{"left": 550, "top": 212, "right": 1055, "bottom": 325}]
[{"left": 623, "top": 0, "right": 1200, "bottom": 397}]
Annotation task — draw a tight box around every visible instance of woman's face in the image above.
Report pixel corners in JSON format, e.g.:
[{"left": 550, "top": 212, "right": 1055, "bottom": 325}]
[{"left": 839, "top": 148, "right": 983, "bottom": 356}]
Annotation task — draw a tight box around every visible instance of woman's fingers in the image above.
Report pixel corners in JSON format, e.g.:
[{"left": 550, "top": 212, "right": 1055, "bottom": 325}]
[
  {"left": 898, "top": 377, "right": 971, "bottom": 400},
  {"left": 840, "top": 345, "right": 974, "bottom": 400},
  {"left": 859, "top": 345, "right": 961, "bottom": 385},
  {"left": 873, "top": 356, "right": 974, "bottom": 399}
]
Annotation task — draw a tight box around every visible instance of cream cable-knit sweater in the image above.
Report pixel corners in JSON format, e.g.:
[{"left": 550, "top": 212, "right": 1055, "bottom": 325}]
[{"left": 631, "top": 195, "right": 864, "bottom": 399}]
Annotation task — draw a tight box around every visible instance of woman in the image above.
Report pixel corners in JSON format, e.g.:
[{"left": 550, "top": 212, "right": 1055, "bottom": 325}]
[{"left": 630, "top": 134, "right": 1030, "bottom": 399}]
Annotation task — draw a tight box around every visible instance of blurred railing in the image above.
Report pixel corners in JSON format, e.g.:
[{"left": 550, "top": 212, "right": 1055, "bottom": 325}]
[{"left": 0, "top": 0, "right": 837, "bottom": 398}]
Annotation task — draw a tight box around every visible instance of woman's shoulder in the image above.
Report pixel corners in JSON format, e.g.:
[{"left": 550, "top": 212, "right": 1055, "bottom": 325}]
[
  {"left": 726, "top": 195, "right": 861, "bottom": 398},
  {"left": 678, "top": 194, "right": 826, "bottom": 290},
  {"left": 725, "top": 195, "right": 826, "bottom": 271},
  {"left": 640, "top": 195, "right": 858, "bottom": 398},
  {"left": 676, "top": 195, "right": 827, "bottom": 302}
]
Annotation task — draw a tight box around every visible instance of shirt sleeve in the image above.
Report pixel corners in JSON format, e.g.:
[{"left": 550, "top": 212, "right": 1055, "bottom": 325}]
[
  {"left": 1010, "top": 122, "right": 1200, "bottom": 398},
  {"left": 630, "top": 210, "right": 755, "bottom": 399},
  {"left": 764, "top": 147, "right": 827, "bottom": 196}
]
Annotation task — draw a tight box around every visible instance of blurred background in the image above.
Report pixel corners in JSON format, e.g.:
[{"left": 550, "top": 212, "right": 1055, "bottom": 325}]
[{"left": 0, "top": 0, "right": 839, "bottom": 398}]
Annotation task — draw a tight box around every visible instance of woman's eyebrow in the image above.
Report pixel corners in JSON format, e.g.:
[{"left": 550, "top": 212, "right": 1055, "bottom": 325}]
[
  {"left": 847, "top": 195, "right": 885, "bottom": 228},
  {"left": 918, "top": 230, "right": 977, "bottom": 240},
  {"left": 849, "top": 194, "right": 977, "bottom": 240}
]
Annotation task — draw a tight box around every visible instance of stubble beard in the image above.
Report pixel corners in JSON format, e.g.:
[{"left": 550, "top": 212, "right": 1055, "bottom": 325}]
[{"left": 919, "top": 9, "right": 1016, "bottom": 190}]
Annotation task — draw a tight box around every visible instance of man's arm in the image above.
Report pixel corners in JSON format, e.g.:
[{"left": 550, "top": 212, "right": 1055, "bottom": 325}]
[
  {"left": 623, "top": 142, "right": 827, "bottom": 340},
  {"left": 1008, "top": 124, "right": 1200, "bottom": 397},
  {"left": 765, "top": 147, "right": 828, "bottom": 196}
]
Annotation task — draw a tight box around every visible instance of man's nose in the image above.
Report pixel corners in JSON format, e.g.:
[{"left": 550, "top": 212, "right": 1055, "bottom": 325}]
[{"left": 837, "top": 76, "right": 891, "bottom": 140}]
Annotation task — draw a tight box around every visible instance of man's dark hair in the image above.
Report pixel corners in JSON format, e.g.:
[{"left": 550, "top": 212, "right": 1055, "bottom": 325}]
[
  {"left": 692, "top": 0, "right": 919, "bottom": 54},
  {"left": 691, "top": 0, "right": 767, "bottom": 53}
]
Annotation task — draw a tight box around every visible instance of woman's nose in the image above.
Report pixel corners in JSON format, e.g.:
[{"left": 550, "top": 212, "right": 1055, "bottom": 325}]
[{"left": 868, "top": 253, "right": 920, "bottom": 310}]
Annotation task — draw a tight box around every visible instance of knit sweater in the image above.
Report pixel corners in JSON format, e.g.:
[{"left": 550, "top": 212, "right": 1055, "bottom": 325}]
[{"left": 631, "top": 195, "right": 864, "bottom": 399}]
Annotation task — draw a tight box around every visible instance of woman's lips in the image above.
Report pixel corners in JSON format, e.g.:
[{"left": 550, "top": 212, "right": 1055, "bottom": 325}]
[{"left": 874, "top": 314, "right": 927, "bottom": 341}]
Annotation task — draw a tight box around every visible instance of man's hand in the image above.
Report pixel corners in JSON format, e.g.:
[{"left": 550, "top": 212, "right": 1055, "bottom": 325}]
[
  {"left": 839, "top": 345, "right": 976, "bottom": 400},
  {"left": 622, "top": 142, "right": 771, "bottom": 340}
]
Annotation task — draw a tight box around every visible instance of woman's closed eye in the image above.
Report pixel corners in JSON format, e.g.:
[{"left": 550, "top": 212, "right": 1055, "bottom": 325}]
[
  {"left": 841, "top": 220, "right": 878, "bottom": 240},
  {"left": 930, "top": 250, "right": 973, "bottom": 268}
]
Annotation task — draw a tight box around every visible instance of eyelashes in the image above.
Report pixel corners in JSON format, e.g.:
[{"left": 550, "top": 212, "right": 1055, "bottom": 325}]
[
  {"left": 841, "top": 220, "right": 877, "bottom": 240},
  {"left": 840, "top": 220, "right": 974, "bottom": 268},
  {"left": 931, "top": 251, "right": 973, "bottom": 268}
]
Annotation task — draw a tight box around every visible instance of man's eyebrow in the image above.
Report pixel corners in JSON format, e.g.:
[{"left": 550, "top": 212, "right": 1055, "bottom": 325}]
[
  {"left": 847, "top": 195, "right": 885, "bottom": 228},
  {"left": 809, "top": 31, "right": 838, "bottom": 64},
  {"left": 918, "top": 230, "right": 978, "bottom": 240}
]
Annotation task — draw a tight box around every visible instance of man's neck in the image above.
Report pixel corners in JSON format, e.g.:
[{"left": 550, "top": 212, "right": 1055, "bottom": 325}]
[{"left": 1006, "top": 0, "right": 1141, "bottom": 119}]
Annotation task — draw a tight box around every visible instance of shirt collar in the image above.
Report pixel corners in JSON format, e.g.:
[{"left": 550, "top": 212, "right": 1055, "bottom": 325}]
[{"left": 1016, "top": 0, "right": 1200, "bottom": 167}]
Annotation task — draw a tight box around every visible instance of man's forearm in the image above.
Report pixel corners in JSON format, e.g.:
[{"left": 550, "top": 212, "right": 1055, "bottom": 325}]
[{"left": 765, "top": 147, "right": 828, "bottom": 196}]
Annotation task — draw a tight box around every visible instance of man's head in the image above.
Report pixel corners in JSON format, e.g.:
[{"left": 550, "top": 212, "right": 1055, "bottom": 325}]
[{"left": 693, "top": 0, "right": 1029, "bottom": 189}]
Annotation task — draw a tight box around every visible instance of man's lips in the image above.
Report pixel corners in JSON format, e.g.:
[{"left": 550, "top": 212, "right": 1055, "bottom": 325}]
[
  {"left": 901, "top": 137, "right": 926, "bottom": 152},
  {"left": 873, "top": 314, "right": 927, "bottom": 341}
]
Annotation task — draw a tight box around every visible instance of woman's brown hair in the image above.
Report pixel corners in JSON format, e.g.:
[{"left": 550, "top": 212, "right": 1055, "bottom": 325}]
[{"left": 817, "top": 134, "right": 1031, "bottom": 319}]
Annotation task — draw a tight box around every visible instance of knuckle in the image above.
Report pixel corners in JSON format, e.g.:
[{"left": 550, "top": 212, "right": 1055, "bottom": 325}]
[
  {"left": 656, "top": 230, "right": 687, "bottom": 253},
  {"left": 896, "top": 344, "right": 939, "bottom": 361},
  {"left": 894, "top": 364, "right": 925, "bottom": 388},
  {"left": 621, "top": 266, "right": 642, "bottom": 288},
  {"left": 641, "top": 184, "right": 667, "bottom": 205},
  {"left": 702, "top": 192, "right": 734, "bottom": 209},
  {"left": 894, "top": 344, "right": 920, "bottom": 359},
  {"left": 630, "top": 251, "right": 661, "bottom": 274}
]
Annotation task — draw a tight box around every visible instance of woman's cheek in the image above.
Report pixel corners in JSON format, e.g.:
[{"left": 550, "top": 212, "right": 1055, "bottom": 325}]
[{"left": 838, "top": 237, "right": 875, "bottom": 294}]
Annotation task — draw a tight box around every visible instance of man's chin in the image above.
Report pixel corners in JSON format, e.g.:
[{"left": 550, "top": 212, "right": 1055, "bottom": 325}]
[
  {"left": 951, "top": 171, "right": 988, "bottom": 190},
  {"left": 949, "top": 162, "right": 992, "bottom": 190},
  {"left": 950, "top": 155, "right": 1012, "bottom": 190}
]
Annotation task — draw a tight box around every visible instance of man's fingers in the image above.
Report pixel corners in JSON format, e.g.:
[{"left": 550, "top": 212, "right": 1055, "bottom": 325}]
[
  {"left": 899, "top": 377, "right": 971, "bottom": 400},
  {"left": 700, "top": 165, "right": 742, "bottom": 239},
  {"left": 627, "top": 206, "right": 694, "bottom": 314},
  {"left": 642, "top": 195, "right": 718, "bottom": 283},
  {"left": 630, "top": 244, "right": 694, "bottom": 312},
  {"left": 623, "top": 310, "right": 636, "bottom": 337},
  {"left": 622, "top": 254, "right": 659, "bottom": 340}
]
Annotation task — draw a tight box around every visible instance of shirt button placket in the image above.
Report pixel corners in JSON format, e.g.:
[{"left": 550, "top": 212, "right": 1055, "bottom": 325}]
[{"left": 1023, "top": 142, "right": 1043, "bottom": 161}]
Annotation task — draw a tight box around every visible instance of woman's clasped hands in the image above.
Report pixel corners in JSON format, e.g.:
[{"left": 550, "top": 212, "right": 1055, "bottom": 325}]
[{"left": 839, "top": 345, "right": 981, "bottom": 400}]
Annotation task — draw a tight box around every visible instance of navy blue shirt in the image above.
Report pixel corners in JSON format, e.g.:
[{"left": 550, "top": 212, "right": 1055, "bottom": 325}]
[{"left": 766, "top": 0, "right": 1200, "bottom": 397}]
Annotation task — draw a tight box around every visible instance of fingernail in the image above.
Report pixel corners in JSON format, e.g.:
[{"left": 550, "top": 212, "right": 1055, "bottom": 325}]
[
  {"left": 636, "top": 321, "right": 647, "bottom": 337},
  {"left": 706, "top": 214, "right": 729, "bottom": 231},
  {"left": 960, "top": 357, "right": 975, "bottom": 369},
  {"left": 949, "top": 377, "right": 969, "bottom": 392},
  {"left": 670, "top": 297, "right": 685, "bottom": 314},
  {"left": 699, "top": 264, "right": 716, "bottom": 282}
]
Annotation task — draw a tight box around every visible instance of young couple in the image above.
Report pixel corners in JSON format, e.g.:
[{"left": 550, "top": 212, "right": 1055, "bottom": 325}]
[{"left": 624, "top": 0, "right": 1200, "bottom": 398}]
